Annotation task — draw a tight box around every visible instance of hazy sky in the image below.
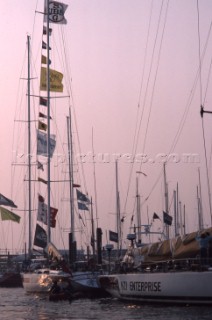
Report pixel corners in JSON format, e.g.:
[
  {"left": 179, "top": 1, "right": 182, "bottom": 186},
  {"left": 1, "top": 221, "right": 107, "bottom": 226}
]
[{"left": 1, "top": 0, "right": 212, "bottom": 253}]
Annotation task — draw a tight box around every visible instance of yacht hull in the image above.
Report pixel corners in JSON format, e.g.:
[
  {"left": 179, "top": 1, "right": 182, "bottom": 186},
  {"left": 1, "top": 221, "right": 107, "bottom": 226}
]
[{"left": 98, "top": 270, "right": 212, "bottom": 305}]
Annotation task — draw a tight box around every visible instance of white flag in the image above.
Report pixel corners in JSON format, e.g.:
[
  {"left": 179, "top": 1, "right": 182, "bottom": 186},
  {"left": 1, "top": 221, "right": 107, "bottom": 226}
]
[
  {"left": 37, "top": 195, "right": 58, "bottom": 228},
  {"left": 37, "top": 130, "right": 56, "bottom": 158},
  {"left": 45, "top": 1, "right": 68, "bottom": 24},
  {"left": 37, "top": 195, "right": 47, "bottom": 224}
]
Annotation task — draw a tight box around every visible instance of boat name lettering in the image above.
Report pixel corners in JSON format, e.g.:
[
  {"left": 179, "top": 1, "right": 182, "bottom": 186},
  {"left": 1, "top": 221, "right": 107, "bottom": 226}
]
[
  {"left": 121, "top": 281, "right": 127, "bottom": 290},
  {"left": 129, "top": 281, "right": 161, "bottom": 292}
]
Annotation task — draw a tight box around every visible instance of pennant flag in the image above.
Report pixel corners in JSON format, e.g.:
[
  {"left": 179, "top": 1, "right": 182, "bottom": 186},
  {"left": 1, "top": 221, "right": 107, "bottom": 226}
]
[
  {"left": 34, "top": 223, "right": 47, "bottom": 248},
  {"left": 37, "top": 130, "right": 56, "bottom": 158},
  {"left": 73, "top": 183, "right": 81, "bottom": 188},
  {"left": 40, "top": 97, "right": 48, "bottom": 107},
  {"left": 163, "top": 211, "right": 173, "bottom": 226},
  {"left": 37, "top": 194, "right": 58, "bottom": 228},
  {"left": 109, "top": 230, "right": 118, "bottom": 243},
  {"left": 38, "top": 177, "right": 47, "bottom": 184},
  {"left": 42, "top": 41, "right": 51, "bottom": 50},
  {"left": 43, "top": 25, "right": 52, "bottom": 35},
  {"left": 40, "top": 67, "right": 63, "bottom": 93},
  {"left": 76, "top": 189, "right": 90, "bottom": 203},
  {"left": 0, "top": 193, "right": 17, "bottom": 208},
  {"left": 78, "top": 202, "right": 89, "bottom": 211},
  {"left": 37, "top": 161, "right": 44, "bottom": 171},
  {"left": 39, "top": 112, "right": 52, "bottom": 120},
  {"left": 0, "top": 206, "right": 20, "bottom": 223},
  {"left": 41, "top": 55, "right": 51, "bottom": 65},
  {"left": 45, "top": 1, "right": 68, "bottom": 24},
  {"left": 153, "top": 212, "right": 160, "bottom": 220},
  {"left": 38, "top": 120, "right": 47, "bottom": 131}
]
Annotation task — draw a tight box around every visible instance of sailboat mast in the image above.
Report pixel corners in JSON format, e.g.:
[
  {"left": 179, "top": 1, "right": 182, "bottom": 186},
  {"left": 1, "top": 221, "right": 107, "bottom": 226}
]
[
  {"left": 198, "top": 167, "right": 204, "bottom": 229},
  {"left": 92, "top": 128, "right": 98, "bottom": 228},
  {"left": 115, "top": 160, "right": 121, "bottom": 252},
  {"left": 163, "top": 163, "right": 169, "bottom": 238},
  {"left": 27, "top": 35, "right": 32, "bottom": 257},
  {"left": 67, "top": 109, "right": 75, "bottom": 241},
  {"left": 46, "top": 0, "right": 51, "bottom": 243},
  {"left": 136, "top": 176, "right": 141, "bottom": 244},
  {"left": 90, "top": 198, "right": 95, "bottom": 256},
  {"left": 174, "top": 190, "right": 177, "bottom": 237}
]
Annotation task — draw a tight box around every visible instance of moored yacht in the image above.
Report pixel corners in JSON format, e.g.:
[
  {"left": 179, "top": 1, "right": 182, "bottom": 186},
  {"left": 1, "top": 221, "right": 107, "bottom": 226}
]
[{"left": 98, "top": 228, "right": 212, "bottom": 305}]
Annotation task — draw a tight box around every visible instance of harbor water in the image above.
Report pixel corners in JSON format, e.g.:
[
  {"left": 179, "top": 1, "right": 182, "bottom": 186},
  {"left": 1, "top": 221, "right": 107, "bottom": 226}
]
[{"left": 0, "top": 288, "right": 211, "bottom": 320}]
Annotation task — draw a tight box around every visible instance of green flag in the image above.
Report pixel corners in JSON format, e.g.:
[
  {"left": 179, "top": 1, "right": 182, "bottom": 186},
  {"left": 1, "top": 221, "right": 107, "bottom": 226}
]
[{"left": 0, "top": 206, "right": 21, "bottom": 223}]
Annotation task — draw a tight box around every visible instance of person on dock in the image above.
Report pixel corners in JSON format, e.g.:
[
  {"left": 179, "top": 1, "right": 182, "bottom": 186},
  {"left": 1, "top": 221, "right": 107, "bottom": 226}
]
[{"left": 196, "top": 232, "right": 212, "bottom": 266}]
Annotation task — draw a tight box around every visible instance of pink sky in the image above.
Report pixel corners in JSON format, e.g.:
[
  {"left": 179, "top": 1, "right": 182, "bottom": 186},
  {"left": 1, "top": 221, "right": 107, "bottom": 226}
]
[{"left": 1, "top": 0, "right": 212, "bottom": 253}]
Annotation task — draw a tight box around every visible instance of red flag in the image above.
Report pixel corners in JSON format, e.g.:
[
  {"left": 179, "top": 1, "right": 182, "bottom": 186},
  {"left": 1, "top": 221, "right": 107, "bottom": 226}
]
[
  {"left": 43, "top": 26, "right": 52, "bottom": 35},
  {"left": 39, "top": 112, "right": 52, "bottom": 120},
  {"left": 40, "top": 97, "right": 48, "bottom": 106},
  {"left": 37, "top": 194, "right": 58, "bottom": 228},
  {"left": 42, "top": 41, "right": 51, "bottom": 50}
]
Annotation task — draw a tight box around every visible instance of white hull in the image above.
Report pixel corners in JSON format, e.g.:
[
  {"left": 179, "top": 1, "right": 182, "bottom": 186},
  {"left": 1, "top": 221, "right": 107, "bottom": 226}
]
[
  {"left": 22, "top": 269, "right": 72, "bottom": 293},
  {"left": 98, "top": 270, "right": 212, "bottom": 304}
]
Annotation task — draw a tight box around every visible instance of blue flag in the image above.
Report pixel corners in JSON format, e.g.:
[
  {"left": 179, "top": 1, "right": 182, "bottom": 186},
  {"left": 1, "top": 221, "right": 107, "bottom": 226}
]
[
  {"left": 163, "top": 211, "right": 172, "bottom": 226},
  {"left": 34, "top": 224, "right": 47, "bottom": 248},
  {"left": 78, "top": 202, "right": 89, "bottom": 211},
  {"left": 76, "top": 189, "right": 90, "bottom": 203},
  {"left": 109, "top": 230, "right": 118, "bottom": 243}
]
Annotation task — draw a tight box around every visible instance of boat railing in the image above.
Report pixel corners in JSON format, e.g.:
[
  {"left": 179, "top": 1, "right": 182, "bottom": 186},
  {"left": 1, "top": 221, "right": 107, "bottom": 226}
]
[{"left": 114, "top": 256, "right": 212, "bottom": 274}]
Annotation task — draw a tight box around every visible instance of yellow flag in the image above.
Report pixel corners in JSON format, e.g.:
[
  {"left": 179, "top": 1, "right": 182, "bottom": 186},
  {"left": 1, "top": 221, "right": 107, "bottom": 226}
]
[
  {"left": 40, "top": 67, "right": 63, "bottom": 92},
  {"left": 41, "top": 55, "right": 47, "bottom": 64},
  {"left": 38, "top": 120, "right": 47, "bottom": 131},
  {"left": 41, "top": 55, "right": 51, "bottom": 65},
  {"left": 0, "top": 206, "right": 20, "bottom": 223}
]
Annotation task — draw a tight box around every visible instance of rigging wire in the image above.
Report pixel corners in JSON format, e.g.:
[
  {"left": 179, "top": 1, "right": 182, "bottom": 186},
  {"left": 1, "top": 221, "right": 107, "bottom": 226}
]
[
  {"left": 131, "top": 0, "right": 154, "bottom": 157},
  {"left": 56, "top": 20, "right": 94, "bottom": 246},
  {"left": 124, "top": 0, "right": 212, "bottom": 235},
  {"left": 123, "top": 0, "right": 169, "bottom": 216},
  {"left": 144, "top": 11, "right": 212, "bottom": 207},
  {"left": 139, "top": 0, "right": 170, "bottom": 167},
  {"left": 197, "top": 0, "right": 212, "bottom": 224}
]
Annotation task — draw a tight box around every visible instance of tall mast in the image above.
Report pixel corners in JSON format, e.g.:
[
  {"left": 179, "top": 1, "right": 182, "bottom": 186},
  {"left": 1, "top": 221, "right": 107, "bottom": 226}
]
[
  {"left": 92, "top": 128, "right": 98, "bottom": 228},
  {"left": 173, "top": 190, "right": 177, "bottom": 237},
  {"left": 90, "top": 198, "right": 95, "bottom": 256},
  {"left": 179, "top": 200, "right": 183, "bottom": 236},
  {"left": 67, "top": 109, "right": 75, "bottom": 241},
  {"left": 115, "top": 160, "right": 121, "bottom": 252},
  {"left": 136, "top": 176, "right": 141, "bottom": 244},
  {"left": 163, "top": 163, "right": 169, "bottom": 238},
  {"left": 197, "top": 186, "right": 201, "bottom": 230},
  {"left": 46, "top": 0, "right": 51, "bottom": 243},
  {"left": 27, "top": 35, "right": 32, "bottom": 256},
  {"left": 198, "top": 167, "right": 204, "bottom": 229},
  {"left": 183, "top": 204, "right": 186, "bottom": 235}
]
